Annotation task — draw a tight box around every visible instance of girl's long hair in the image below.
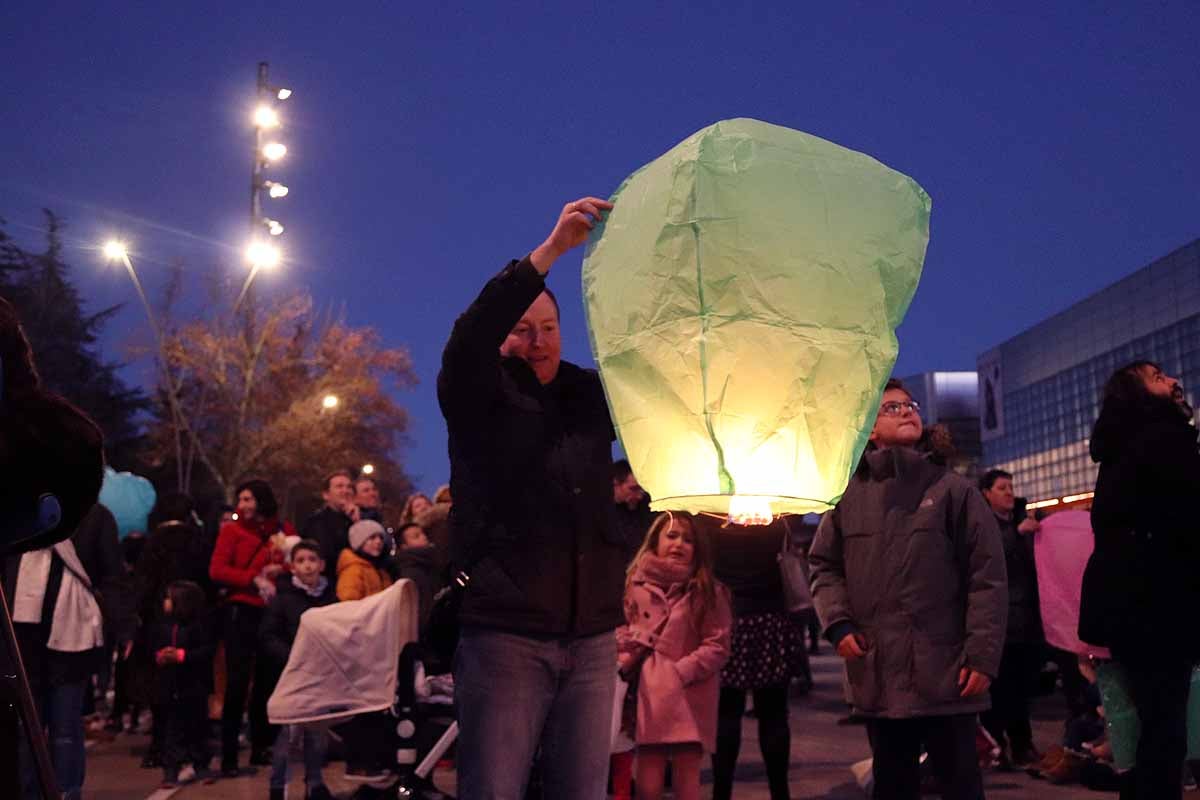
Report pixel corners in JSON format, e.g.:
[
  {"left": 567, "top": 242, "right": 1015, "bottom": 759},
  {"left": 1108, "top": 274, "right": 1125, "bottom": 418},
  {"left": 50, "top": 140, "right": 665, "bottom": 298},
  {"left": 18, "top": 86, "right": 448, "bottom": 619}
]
[
  {"left": 626, "top": 511, "right": 720, "bottom": 632},
  {"left": 400, "top": 493, "right": 432, "bottom": 525}
]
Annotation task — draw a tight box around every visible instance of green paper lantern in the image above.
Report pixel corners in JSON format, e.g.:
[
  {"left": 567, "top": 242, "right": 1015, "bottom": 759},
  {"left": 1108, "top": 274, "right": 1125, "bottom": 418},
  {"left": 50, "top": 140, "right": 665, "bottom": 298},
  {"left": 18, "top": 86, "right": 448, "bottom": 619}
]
[{"left": 582, "top": 118, "right": 931, "bottom": 520}]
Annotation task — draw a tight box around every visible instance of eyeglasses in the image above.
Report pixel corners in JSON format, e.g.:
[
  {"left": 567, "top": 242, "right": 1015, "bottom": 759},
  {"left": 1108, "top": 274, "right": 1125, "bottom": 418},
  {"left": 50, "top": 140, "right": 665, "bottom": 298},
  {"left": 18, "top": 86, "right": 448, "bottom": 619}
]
[{"left": 879, "top": 400, "right": 921, "bottom": 417}]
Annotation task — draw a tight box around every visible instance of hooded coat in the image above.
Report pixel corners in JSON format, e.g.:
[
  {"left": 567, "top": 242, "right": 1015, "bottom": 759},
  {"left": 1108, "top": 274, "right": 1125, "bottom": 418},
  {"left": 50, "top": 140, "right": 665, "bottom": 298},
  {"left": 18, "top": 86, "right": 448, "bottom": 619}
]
[
  {"left": 618, "top": 555, "right": 732, "bottom": 752},
  {"left": 809, "top": 447, "right": 1007, "bottom": 719},
  {"left": 336, "top": 548, "right": 393, "bottom": 602},
  {"left": 1078, "top": 399, "right": 1200, "bottom": 659}
]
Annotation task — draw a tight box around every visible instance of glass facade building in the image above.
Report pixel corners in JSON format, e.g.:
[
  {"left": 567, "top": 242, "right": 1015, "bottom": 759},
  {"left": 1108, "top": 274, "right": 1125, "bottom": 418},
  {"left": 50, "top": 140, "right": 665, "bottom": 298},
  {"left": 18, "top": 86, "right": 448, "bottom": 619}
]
[
  {"left": 977, "top": 238, "right": 1200, "bottom": 503},
  {"left": 899, "top": 371, "right": 982, "bottom": 478}
]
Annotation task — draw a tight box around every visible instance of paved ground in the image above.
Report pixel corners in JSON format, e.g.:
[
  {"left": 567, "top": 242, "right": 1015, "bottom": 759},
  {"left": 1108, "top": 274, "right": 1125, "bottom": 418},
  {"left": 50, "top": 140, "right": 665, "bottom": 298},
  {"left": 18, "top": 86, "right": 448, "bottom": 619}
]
[{"left": 83, "top": 652, "right": 1107, "bottom": 799}]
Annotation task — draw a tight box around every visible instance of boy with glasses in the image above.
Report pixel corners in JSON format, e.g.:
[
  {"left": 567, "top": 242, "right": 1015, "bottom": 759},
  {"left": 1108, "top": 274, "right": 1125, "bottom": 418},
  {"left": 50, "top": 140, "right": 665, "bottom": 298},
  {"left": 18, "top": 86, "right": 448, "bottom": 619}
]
[{"left": 810, "top": 378, "right": 1007, "bottom": 800}]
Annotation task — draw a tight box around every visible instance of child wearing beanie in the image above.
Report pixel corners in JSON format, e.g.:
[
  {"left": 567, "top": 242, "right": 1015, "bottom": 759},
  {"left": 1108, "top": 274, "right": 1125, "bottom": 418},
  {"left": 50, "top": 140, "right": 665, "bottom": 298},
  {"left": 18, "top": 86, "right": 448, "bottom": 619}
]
[{"left": 336, "top": 519, "right": 394, "bottom": 601}]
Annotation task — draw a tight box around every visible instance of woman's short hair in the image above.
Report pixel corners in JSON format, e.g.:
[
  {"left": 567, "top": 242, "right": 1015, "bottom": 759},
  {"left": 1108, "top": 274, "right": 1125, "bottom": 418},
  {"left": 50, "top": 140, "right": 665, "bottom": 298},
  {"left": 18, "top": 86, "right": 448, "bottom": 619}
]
[{"left": 235, "top": 478, "right": 279, "bottom": 519}]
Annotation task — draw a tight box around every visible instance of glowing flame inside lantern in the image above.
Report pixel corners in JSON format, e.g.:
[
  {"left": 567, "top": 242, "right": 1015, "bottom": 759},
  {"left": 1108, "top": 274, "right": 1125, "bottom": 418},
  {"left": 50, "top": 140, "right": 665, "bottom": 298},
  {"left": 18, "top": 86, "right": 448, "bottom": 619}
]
[{"left": 727, "top": 496, "right": 774, "bottom": 526}]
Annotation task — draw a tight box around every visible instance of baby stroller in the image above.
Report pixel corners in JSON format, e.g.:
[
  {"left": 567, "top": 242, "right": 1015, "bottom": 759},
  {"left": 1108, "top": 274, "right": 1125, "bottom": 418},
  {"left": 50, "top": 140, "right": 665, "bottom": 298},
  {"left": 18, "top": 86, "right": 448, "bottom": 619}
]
[{"left": 268, "top": 580, "right": 458, "bottom": 799}]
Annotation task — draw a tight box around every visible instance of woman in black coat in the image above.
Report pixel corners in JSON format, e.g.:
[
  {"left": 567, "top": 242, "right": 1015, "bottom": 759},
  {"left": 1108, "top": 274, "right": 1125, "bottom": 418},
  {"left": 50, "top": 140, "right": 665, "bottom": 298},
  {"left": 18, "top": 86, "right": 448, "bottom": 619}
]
[
  {"left": 1079, "top": 361, "right": 1200, "bottom": 800},
  {"left": 705, "top": 516, "right": 809, "bottom": 800}
]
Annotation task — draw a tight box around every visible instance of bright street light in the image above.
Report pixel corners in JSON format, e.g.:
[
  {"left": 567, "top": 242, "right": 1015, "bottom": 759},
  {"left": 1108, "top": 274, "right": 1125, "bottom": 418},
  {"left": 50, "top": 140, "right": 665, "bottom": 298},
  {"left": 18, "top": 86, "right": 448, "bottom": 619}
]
[
  {"left": 361, "top": 464, "right": 375, "bottom": 475},
  {"left": 266, "top": 219, "right": 284, "bottom": 237},
  {"left": 322, "top": 394, "right": 339, "bottom": 410},
  {"left": 254, "top": 105, "right": 280, "bottom": 129},
  {"left": 262, "top": 142, "right": 287, "bottom": 161},
  {"left": 266, "top": 181, "right": 289, "bottom": 198},
  {"left": 102, "top": 240, "right": 128, "bottom": 261},
  {"left": 276, "top": 88, "right": 292, "bottom": 100},
  {"left": 99, "top": 240, "right": 189, "bottom": 490},
  {"left": 245, "top": 241, "right": 281, "bottom": 269}
]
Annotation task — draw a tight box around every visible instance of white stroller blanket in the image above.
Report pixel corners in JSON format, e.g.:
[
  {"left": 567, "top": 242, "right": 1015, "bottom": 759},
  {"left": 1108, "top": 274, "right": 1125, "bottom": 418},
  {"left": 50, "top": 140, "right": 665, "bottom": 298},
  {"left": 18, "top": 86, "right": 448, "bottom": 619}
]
[{"left": 268, "top": 579, "right": 418, "bottom": 725}]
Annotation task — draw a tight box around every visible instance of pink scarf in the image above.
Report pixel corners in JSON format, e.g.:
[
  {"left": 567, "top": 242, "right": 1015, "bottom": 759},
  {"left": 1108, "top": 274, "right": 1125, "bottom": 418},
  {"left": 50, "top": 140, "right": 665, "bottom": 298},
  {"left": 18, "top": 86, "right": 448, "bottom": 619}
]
[{"left": 634, "top": 554, "right": 694, "bottom": 591}]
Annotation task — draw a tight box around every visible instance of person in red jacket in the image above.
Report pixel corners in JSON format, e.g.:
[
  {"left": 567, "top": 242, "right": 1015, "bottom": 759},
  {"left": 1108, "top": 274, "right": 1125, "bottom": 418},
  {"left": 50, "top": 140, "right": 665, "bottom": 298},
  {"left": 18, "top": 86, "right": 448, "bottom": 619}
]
[{"left": 209, "top": 478, "right": 296, "bottom": 777}]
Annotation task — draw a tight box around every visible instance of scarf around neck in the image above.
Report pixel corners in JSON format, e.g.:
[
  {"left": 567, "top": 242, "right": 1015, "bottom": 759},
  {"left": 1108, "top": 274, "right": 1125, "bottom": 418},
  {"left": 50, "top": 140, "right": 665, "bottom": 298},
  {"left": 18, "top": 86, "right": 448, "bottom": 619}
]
[{"left": 635, "top": 553, "right": 694, "bottom": 590}]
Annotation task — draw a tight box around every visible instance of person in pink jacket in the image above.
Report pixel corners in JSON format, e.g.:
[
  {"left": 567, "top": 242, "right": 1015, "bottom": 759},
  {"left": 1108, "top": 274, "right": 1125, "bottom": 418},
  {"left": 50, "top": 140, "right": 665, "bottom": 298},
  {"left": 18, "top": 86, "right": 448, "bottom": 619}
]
[{"left": 618, "top": 511, "right": 732, "bottom": 800}]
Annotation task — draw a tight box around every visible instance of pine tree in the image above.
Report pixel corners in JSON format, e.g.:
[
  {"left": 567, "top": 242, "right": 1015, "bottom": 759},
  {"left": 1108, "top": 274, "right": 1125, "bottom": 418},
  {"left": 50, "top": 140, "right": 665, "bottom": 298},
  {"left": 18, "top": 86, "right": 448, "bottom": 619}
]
[{"left": 0, "top": 211, "right": 147, "bottom": 469}]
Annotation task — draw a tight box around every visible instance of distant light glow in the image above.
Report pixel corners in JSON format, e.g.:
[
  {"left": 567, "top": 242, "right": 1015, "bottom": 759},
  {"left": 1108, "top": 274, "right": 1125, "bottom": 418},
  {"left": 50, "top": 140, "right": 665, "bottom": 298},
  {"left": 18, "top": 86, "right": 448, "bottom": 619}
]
[
  {"left": 727, "top": 496, "right": 774, "bottom": 526},
  {"left": 102, "top": 240, "right": 128, "bottom": 261},
  {"left": 276, "top": 88, "right": 292, "bottom": 100},
  {"left": 322, "top": 394, "right": 339, "bottom": 410},
  {"left": 263, "top": 142, "right": 287, "bottom": 161},
  {"left": 361, "top": 464, "right": 375, "bottom": 475},
  {"left": 267, "top": 181, "right": 289, "bottom": 198},
  {"left": 245, "top": 241, "right": 281, "bottom": 269},
  {"left": 1027, "top": 498, "right": 1061, "bottom": 510},
  {"left": 266, "top": 219, "right": 284, "bottom": 236},
  {"left": 254, "top": 105, "right": 280, "bottom": 129}
]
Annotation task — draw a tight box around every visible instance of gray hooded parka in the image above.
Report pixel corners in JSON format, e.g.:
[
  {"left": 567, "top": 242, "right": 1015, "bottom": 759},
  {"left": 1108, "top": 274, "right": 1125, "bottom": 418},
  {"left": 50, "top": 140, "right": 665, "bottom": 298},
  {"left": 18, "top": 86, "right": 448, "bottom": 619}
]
[{"left": 809, "top": 447, "right": 1007, "bottom": 719}]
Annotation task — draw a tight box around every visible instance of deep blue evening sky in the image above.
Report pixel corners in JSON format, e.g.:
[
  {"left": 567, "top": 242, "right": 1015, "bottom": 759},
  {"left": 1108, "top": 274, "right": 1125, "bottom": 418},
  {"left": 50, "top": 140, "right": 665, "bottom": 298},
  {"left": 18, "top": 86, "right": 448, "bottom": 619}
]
[{"left": 4, "top": 3, "right": 1198, "bottom": 494}]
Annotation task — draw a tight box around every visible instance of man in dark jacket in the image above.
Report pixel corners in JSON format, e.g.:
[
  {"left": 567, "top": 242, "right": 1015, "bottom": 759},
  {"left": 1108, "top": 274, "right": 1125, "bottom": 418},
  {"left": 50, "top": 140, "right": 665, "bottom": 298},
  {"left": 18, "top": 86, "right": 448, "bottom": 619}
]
[
  {"left": 137, "top": 492, "right": 215, "bottom": 617},
  {"left": 300, "top": 470, "right": 357, "bottom": 578},
  {"left": 438, "top": 196, "right": 624, "bottom": 798},
  {"left": 354, "top": 476, "right": 385, "bottom": 524},
  {"left": 1079, "top": 361, "right": 1200, "bottom": 800},
  {"left": 978, "top": 469, "right": 1044, "bottom": 770},
  {"left": 810, "top": 379, "right": 1007, "bottom": 800}
]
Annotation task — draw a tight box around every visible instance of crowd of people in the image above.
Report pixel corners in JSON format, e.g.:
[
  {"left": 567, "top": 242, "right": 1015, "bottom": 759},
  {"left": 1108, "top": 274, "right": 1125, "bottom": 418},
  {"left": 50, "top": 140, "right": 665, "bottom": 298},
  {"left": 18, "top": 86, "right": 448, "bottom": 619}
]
[
  {"left": 4, "top": 460, "right": 453, "bottom": 799},
  {"left": 6, "top": 197, "right": 1198, "bottom": 800}
]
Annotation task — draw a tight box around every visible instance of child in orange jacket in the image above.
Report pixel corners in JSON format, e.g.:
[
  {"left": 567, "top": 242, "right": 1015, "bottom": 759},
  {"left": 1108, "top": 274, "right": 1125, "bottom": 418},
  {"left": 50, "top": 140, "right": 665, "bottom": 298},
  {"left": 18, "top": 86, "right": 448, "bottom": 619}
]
[{"left": 336, "top": 520, "right": 393, "bottom": 601}]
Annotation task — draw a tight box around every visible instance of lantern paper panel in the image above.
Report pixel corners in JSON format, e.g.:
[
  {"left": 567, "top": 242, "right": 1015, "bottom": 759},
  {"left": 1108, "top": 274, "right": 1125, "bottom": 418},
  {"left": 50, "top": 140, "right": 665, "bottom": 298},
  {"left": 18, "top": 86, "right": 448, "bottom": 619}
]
[{"left": 582, "top": 118, "right": 931, "bottom": 518}]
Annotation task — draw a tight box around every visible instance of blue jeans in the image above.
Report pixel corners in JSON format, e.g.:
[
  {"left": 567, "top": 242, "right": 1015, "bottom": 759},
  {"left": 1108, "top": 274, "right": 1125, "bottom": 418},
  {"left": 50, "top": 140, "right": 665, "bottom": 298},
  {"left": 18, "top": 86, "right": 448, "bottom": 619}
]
[
  {"left": 269, "top": 724, "right": 329, "bottom": 790},
  {"left": 454, "top": 627, "right": 616, "bottom": 800},
  {"left": 19, "top": 680, "right": 87, "bottom": 800}
]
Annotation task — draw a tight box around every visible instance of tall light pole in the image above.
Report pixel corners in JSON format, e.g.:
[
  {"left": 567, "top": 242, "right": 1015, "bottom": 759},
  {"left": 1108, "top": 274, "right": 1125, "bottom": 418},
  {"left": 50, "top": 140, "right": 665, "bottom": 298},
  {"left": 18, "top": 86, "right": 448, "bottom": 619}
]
[
  {"left": 242, "top": 61, "right": 292, "bottom": 320},
  {"left": 102, "top": 241, "right": 188, "bottom": 491}
]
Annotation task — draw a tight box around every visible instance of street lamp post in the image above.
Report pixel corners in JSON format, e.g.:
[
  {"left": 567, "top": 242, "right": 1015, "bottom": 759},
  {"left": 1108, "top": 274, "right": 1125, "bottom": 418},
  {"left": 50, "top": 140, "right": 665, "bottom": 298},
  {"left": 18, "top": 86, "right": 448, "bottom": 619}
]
[
  {"left": 103, "top": 241, "right": 187, "bottom": 491},
  {"left": 243, "top": 61, "right": 292, "bottom": 322}
]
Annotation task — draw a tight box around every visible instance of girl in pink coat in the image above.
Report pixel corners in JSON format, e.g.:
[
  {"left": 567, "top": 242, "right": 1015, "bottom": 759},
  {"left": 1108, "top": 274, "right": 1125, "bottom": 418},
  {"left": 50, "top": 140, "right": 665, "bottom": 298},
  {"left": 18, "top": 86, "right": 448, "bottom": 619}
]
[{"left": 618, "top": 511, "right": 732, "bottom": 800}]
